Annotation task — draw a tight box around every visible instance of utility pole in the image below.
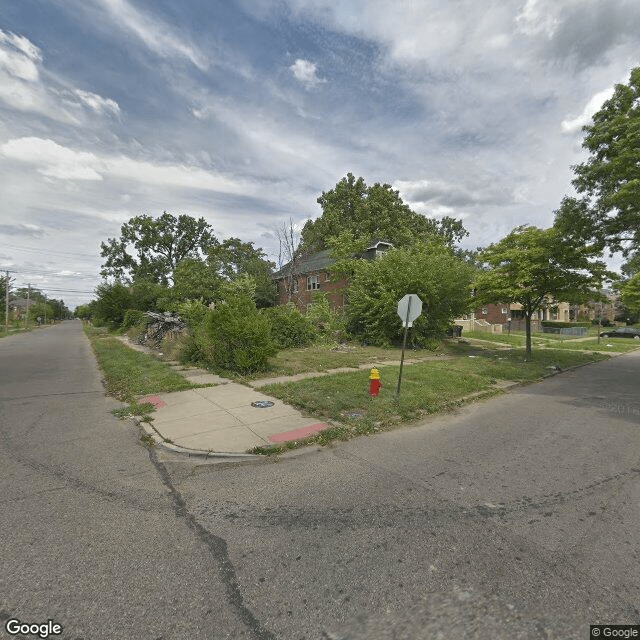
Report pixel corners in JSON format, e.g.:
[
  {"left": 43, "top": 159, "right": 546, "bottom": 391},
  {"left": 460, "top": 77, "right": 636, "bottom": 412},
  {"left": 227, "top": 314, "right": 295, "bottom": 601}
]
[
  {"left": 25, "top": 283, "right": 30, "bottom": 329},
  {"left": 4, "top": 270, "right": 8, "bottom": 334}
]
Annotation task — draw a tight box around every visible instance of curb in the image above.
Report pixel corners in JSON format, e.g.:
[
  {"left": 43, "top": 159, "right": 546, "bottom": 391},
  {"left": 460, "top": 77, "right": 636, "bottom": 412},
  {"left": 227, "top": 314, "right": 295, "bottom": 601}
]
[{"left": 133, "top": 417, "right": 261, "bottom": 460}]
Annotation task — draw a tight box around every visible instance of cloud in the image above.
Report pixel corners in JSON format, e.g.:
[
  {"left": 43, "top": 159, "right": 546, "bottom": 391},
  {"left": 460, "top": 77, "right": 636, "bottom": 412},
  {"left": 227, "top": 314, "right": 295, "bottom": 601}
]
[
  {"left": 0, "top": 136, "right": 255, "bottom": 193},
  {"left": 95, "top": 0, "right": 209, "bottom": 71},
  {"left": 73, "top": 89, "right": 120, "bottom": 116},
  {"left": 0, "top": 29, "right": 120, "bottom": 123},
  {"left": 0, "top": 223, "right": 44, "bottom": 238},
  {"left": 0, "top": 30, "right": 41, "bottom": 81},
  {"left": 395, "top": 177, "right": 517, "bottom": 211},
  {"left": 1, "top": 137, "right": 103, "bottom": 180},
  {"left": 561, "top": 87, "right": 615, "bottom": 133},
  {"left": 515, "top": 0, "right": 559, "bottom": 38},
  {"left": 290, "top": 59, "right": 326, "bottom": 88}
]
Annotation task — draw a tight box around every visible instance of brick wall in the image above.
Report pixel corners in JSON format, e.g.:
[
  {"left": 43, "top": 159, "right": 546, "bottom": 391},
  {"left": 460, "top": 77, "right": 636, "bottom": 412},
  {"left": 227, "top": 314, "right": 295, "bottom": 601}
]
[{"left": 276, "top": 270, "right": 347, "bottom": 312}]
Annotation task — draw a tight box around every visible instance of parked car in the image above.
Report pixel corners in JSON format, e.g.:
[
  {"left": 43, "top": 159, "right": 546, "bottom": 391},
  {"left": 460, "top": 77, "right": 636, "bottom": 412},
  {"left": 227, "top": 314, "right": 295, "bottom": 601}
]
[{"left": 599, "top": 327, "right": 640, "bottom": 339}]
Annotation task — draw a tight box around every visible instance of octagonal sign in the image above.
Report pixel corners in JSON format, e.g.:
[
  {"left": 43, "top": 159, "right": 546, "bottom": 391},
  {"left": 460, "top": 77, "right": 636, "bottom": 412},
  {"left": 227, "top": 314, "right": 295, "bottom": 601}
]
[{"left": 397, "top": 294, "right": 423, "bottom": 328}]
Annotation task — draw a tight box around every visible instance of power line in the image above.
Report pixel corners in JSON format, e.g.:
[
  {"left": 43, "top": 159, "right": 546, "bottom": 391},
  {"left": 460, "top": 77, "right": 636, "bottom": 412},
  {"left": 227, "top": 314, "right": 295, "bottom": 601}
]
[{"left": 5, "top": 244, "right": 99, "bottom": 259}]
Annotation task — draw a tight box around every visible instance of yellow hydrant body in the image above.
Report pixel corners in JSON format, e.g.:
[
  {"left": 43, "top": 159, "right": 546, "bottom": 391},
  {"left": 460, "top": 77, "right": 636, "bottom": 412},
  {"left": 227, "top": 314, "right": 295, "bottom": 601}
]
[{"left": 370, "top": 368, "right": 380, "bottom": 380}]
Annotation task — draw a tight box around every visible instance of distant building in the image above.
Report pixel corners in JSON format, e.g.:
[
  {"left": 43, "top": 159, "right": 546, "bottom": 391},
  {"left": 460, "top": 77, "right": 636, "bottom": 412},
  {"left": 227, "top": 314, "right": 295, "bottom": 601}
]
[{"left": 10, "top": 297, "right": 37, "bottom": 320}]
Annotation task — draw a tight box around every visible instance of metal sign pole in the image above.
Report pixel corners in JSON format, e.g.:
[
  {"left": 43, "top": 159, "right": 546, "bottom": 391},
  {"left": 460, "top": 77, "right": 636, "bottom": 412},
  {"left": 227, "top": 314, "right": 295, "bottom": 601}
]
[{"left": 396, "top": 297, "right": 412, "bottom": 397}]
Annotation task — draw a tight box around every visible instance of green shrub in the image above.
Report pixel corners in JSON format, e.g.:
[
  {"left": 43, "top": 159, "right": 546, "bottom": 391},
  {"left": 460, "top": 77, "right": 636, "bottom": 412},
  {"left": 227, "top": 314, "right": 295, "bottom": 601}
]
[
  {"left": 541, "top": 320, "right": 591, "bottom": 328},
  {"left": 262, "top": 304, "right": 317, "bottom": 348},
  {"left": 205, "top": 297, "right": 278, "bottom": 374},
  {"left": 176, "top": 300, "right": 210, "bottom": 329},
  {"left": 121, "top": 309, "right": 147, "bottom": 330},
  {"left": 306, "top": 292, "right": 347, "bottom": 340}
]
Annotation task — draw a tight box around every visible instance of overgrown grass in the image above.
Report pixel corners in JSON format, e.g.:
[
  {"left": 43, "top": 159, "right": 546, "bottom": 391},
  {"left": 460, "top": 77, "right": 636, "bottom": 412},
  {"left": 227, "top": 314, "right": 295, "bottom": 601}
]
[
  {"left": 241, "top": 341, "right": 447, "bottom": 379},
  {"left": 251, "top": 345, "right": 610, "bottom": 454},
  {"left": 85, "top": 326, "right": 199, "bottom": 402}
]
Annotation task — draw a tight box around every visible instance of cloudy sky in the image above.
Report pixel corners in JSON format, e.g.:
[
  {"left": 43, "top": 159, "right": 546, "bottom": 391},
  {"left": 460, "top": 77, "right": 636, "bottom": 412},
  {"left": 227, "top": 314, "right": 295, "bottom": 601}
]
[{"left": 1, "top": 0, "right": 639, "bottom": 308}]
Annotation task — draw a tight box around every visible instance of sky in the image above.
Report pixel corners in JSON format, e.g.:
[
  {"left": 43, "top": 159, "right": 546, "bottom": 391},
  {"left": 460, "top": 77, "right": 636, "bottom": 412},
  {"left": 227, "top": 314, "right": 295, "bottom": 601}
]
[{"left": 1, "top": 0, "right": 639, "bottom": 309}]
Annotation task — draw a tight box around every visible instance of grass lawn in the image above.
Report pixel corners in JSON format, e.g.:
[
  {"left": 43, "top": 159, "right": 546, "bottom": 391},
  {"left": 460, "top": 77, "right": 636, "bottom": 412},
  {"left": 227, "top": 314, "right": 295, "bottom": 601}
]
[
  {"left": 463, "top": 330, "right": 640, "bottom": 353},
  {"left": 539, "top": 338, "right": 640, "bottom": 353},
  {"left": 85, "top": 326, "right": 199, "bottom": 403},
  {"left": 256, "top": 344, "right": 610, "bottom": 452},
  {"left": 244, "top": 341, "right": 446, "bottom": 379}
]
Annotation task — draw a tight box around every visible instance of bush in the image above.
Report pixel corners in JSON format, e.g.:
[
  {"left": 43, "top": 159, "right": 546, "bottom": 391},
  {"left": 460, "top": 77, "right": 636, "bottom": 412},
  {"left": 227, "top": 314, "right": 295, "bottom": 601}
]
[
  {"left": 305, "top": 292, "right": 347, "bottom": 340},
  {"left": 541, "top": 320, "right": 591, "bottom": 328},
  {"left": 345, "top": 242, "right": 473, "bottom": 346},
  {"left": 205, "top": 297, "right": 278, "bottom": 374},
  {"left": 262, "top": 304, "right": 317, "bottom": 348},
  {"left": 121, "top": 309, "right": 147, "bottom": 330},
  {"left": 176, "top": 300, "right": 210, "bottom": 329}
]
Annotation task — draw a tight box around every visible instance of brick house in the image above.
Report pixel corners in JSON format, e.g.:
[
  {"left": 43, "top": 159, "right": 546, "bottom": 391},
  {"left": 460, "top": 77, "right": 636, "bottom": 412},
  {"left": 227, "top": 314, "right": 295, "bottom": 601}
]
[{"left": 272, "top": 240, "right": 393, "bottom": 312}]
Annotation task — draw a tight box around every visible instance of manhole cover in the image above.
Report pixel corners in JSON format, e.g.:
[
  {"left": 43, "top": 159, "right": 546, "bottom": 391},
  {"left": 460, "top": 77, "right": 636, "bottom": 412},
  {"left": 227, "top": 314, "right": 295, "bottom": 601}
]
[{"left": 251, "top": 400, "right": 274, "bottom": 408}]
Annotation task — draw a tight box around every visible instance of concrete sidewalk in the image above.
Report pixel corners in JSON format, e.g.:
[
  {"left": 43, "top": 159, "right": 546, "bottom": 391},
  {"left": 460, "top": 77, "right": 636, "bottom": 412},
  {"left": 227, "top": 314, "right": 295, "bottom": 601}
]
[{"left": 138, "top": 382, "right": 331, "bottom": 456}]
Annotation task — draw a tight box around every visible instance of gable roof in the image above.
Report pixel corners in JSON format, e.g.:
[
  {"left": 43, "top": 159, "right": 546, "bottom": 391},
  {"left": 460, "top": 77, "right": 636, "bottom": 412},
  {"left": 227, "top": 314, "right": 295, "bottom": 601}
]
[
  {"left": 272, "top": 240, "right": 394, "bottom": 280},
  {"left": 272, "top": 248, "right": 335, "bottom": 279}
]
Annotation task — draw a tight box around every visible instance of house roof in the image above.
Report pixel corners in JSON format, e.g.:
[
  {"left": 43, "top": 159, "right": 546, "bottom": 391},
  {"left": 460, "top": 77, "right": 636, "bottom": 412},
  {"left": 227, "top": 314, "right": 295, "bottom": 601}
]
[
  {"left": 11, "top": 297, "right": 37, "bottom": 310},
  {"left": 365, "top": 239, "right": 393, "bottom": 250},
  {"left": 272, "top": 248, "right": 335, "bottom": 279},
  {"left": 272, "top": 240, "right": 394, "bottom": 279}
]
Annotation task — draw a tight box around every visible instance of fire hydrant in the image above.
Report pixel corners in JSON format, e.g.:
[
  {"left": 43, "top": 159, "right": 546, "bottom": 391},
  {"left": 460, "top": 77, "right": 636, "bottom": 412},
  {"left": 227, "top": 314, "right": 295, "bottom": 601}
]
[{"left": 370, "top": 368, "right": 381, "bottom": 396}]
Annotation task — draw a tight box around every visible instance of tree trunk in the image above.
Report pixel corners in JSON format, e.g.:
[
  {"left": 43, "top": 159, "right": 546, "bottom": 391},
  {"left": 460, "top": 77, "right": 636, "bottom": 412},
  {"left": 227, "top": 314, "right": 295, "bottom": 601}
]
[{"left": 525, "top": 312, "right": 532, "bottom": 357}]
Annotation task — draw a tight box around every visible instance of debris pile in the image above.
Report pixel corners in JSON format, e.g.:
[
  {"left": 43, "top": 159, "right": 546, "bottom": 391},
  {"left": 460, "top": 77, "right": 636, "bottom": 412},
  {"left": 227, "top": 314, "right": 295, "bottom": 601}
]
[{"left": 136, "top": 311, "right": 187, "bottom": 347}]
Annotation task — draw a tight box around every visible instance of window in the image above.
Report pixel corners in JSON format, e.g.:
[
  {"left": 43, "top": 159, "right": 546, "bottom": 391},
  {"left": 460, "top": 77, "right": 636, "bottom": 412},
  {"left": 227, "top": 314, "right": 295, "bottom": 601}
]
[
  {"left": 502, "top": 307, "right": 508, "bottom": 315},
  {"left": 285, "top": 279, "right": 299, "bottom": 294},
  {"left": 307, "top": 275, "right": 320, "bottom": 291},
  {"left": 482, "top": 308, "right": 488, "bottom": 315},
  {"left": 324, "top": 272, "right": 330, "bottom": 282}
]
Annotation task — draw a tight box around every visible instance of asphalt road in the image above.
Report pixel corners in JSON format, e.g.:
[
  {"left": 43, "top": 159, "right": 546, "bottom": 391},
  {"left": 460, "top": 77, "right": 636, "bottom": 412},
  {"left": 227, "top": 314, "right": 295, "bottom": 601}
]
[{"left": 1, "top": 321, "right": 639, "bottom": 639}]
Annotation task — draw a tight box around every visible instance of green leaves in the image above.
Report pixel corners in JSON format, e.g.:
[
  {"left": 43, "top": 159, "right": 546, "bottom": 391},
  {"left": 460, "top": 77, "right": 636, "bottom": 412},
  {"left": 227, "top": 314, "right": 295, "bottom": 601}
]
[
  {"left": 100, "top": 212, "right": 216, "bottom": 284},
  {"left": 475, "top": 226, "right": 609, "bottom": 355},
  {"left": 619, "top": 273, "right": 640, "bottom": 317},
  {"left": 557, "top": 67, "right": 640, "bottom": 257},
  {"left": 301, "top": 173, "right": 467, "bottom": 255},
  {"left": 344, "top": 242, "right": 474, "bottom": 346}
]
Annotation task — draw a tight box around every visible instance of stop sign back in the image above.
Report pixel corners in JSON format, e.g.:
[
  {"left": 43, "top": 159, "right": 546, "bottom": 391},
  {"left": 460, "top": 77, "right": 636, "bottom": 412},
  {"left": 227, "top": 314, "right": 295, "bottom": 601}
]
[{"left": 397, "top": 294, "right": 423, "bottom": 327}]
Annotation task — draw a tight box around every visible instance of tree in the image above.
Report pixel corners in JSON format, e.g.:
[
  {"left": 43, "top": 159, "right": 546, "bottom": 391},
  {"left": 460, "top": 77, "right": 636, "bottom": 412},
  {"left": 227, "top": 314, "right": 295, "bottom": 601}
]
[
  {"left": 474, "top": 226, "right": 610, "bottom": 356},
  {"left": 100, "top": 212, "right": 217, "bottom": 285},
  {"left": 166, "top": 258, "right": 222, "bottom": 307},
  {"left": 344, "top": 241, "right": 474, "bottom": 346},
  {"left": 619, "top": 273, "right": 640, "bottom": 319},
  {"left": 275, "top": 218, "right": 304, "bottom": 305},
  {"left": 555, "top": 67, "right": 640, "bottom": 258},
  {"left": 301, "top": 173, "right": 468, "bottom": 255},
  {"left": 208, "top": 238, "right": 277, "bottom": 308},
  {"left": 91, "top": 282, "right": 133, "bottom": 327}
]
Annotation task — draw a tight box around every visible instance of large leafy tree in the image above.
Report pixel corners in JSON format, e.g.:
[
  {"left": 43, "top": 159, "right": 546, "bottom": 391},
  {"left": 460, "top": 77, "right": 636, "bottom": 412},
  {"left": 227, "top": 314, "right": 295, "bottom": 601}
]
[
  {"left": 475, "top": 226, "right": 610, "bottom": 356},
  {"left": 301, "top": 173, "right": 468, "bottom": 255},
  {"left": 100, "top": 212, "right": 217, "bottom": 285},
  {"left": 619, "top": 273, "right": 640, "bottom": 319},
  {"left": 555, "top": 67, "right": 640, "bottom": 258},
  {"left": 345, "top": 241, "right": 474, "bottom": 346},
  {"left": 208, "top": 238, "right": 277, "bottom": 308}
]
